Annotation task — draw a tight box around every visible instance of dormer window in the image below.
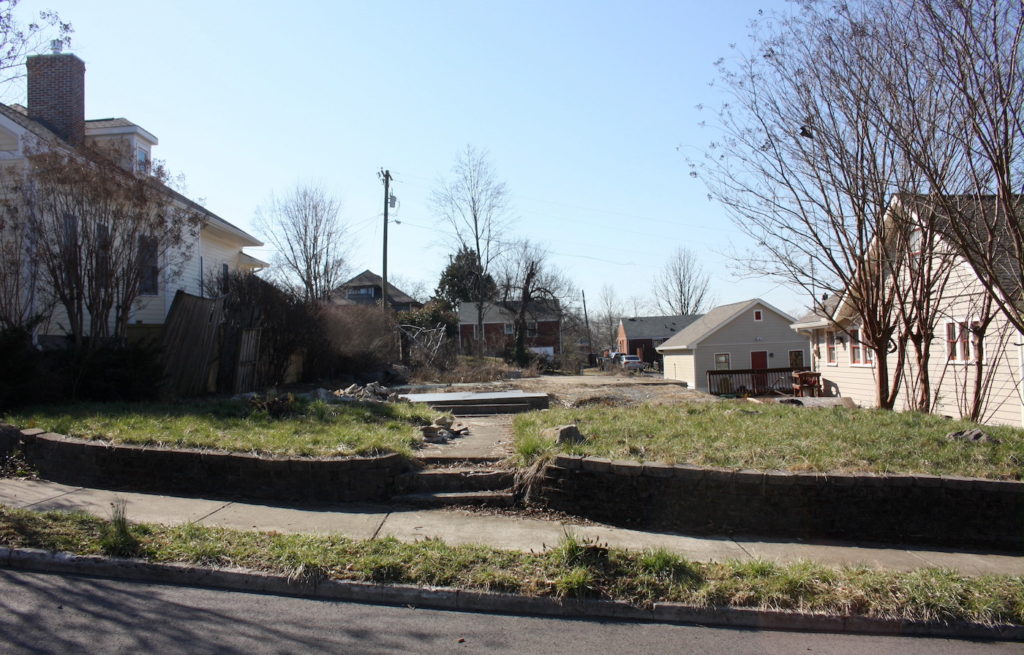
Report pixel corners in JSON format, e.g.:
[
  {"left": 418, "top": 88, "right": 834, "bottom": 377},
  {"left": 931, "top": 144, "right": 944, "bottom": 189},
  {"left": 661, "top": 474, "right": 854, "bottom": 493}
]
[{"left": 136, "top": 146, "right": 150, "bottom": 173}]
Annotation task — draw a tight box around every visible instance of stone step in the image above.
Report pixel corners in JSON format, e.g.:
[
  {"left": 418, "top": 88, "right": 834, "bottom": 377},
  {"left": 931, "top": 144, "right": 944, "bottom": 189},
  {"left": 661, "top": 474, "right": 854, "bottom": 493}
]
[
  {"left": 399, "top": 469, "right": 514, "bottom": 493},
  {"left": 416, "top": 456, "right": 504, "bottom": 467},
  {"left": 428, "top": 403, "right": 533, "bottom": 415},
  {"left": 391, "top": 490, "right": 515, "bottom": 508}
]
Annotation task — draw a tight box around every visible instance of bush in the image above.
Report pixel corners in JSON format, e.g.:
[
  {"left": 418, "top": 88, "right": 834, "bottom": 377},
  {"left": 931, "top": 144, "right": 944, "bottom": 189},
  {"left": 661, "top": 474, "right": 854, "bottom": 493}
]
[{"left": 316, "top": 305, "right": 399, "bottom": 377}]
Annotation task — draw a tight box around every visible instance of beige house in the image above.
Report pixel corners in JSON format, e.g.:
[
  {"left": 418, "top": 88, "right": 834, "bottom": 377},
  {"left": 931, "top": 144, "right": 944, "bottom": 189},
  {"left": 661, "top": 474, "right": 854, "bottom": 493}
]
[
  {"left": 656, "top": 298, "right": 807, "bottom": 391},
  {"left": 791, "top": 195, "right": 1024, "bottom": 426},
  {"left": 0, "top": 51, "right": 265, "bottom": 342}
]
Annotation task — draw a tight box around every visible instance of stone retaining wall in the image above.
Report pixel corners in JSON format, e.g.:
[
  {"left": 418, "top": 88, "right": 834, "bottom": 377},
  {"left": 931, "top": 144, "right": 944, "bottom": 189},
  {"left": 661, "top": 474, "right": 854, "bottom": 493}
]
[
  {"left": 0, "top": 425, "right": 411, "bottom": 503},
  {"left": 534, "top": 455, "right": 1024, "bottom": 551}
]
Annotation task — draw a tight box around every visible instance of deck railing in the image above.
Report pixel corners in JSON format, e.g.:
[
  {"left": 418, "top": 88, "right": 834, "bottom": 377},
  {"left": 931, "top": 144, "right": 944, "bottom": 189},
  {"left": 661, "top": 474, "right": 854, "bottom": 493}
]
[{"left": 706, "top": 367, "right": 808, "bottom": 396}]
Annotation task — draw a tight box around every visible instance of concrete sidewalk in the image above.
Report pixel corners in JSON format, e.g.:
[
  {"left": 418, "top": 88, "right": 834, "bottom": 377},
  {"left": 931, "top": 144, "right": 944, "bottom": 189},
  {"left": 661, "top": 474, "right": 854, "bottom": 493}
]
[{"left": 1, "top": 478, "right": 1020, "bottom": 576}]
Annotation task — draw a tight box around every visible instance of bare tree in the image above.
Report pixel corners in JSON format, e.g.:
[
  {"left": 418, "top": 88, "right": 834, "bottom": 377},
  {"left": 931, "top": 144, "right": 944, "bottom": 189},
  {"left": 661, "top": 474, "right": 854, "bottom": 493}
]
[
  {"left": 892, "top": 1, "right": 1024, "bottom": 336},
  {"left": 653, "top": 247, "right": 713, "bottom": 315},
  {"left": 594, "top": 283, "right": 623, "bottom": 350},
  {"left": 695, "top": 0, "right": 942, "bottom": 409},
  {"left": 431, "top": 145, "right": 511, "bottom": 354},
  {"left": 0, "top": 1, "right": 72, "bottom": 100},
  {"left": 254, "top": 183, "right": 349, "bottom": 303},
  {"left": 497, "top": 239, "right": 573, "bottom": 366},
  {"left": 1, "top": 141, "right": 203, "bottom": 349}
]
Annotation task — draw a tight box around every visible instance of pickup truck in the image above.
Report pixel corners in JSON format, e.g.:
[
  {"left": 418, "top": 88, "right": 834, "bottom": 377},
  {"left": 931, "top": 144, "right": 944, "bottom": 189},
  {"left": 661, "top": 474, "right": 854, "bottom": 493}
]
[{"left": 620, "top": 355, "right": 644, "bottom": 371}]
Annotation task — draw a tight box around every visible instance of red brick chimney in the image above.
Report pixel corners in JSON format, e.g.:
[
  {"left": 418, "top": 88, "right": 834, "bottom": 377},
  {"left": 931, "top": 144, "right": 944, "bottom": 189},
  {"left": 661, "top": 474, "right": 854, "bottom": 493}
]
[{"left": 26, "top": 53, "right": 86, "bottom": 146}]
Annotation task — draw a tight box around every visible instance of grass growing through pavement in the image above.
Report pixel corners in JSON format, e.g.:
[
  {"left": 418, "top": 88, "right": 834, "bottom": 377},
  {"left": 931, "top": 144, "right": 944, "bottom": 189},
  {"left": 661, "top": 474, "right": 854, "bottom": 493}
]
[
  {"left": 0, "top": 504, "right": 1021, "bottom": 626},
  {"left": 512, "top": 401, "right": 1024, "bottom": 479},
  {"left": 4, "top": 398, "right": 438, "bottom": 457}
]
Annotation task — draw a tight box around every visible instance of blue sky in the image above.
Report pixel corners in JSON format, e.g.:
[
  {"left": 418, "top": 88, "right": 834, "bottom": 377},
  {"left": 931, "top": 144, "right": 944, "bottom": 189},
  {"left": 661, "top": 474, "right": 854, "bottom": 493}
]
[{"left": 14, "top": 0, "right": 806, "bottom": 316}]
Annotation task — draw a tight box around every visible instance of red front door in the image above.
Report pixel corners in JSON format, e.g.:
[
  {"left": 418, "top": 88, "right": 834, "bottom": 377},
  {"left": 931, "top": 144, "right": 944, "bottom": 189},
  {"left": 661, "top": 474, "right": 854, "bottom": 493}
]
[{"left": 751, "top": 351, "right": 768, "bottom": 393}]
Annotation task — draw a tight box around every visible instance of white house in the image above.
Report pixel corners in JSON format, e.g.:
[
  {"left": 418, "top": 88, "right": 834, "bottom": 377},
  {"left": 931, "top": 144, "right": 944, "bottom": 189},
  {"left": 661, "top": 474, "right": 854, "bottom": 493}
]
[
  {"left": 656, "top": 298, "right": 807, "bottom": 392},
  {"left": 0, "top": 51, "right": 265, "bottom": 343},
  {"left": 791, "top": 194, "right": 1024, "bottom": 426}
]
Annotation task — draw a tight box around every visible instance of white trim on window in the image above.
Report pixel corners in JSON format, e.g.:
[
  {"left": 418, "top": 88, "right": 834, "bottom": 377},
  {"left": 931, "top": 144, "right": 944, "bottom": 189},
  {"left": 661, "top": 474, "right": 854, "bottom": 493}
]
[
  {"left": 945, "top": 319, "right": 981, "bottom": 364},
  {"left": 753, "top": 310, "right": 763, "bottom": 322},
  {"left": 713, "top": 352, "right": 731, "bottom": 370},
  {"left": 825, "top": 331, "right": 837, "bottom": 366}
]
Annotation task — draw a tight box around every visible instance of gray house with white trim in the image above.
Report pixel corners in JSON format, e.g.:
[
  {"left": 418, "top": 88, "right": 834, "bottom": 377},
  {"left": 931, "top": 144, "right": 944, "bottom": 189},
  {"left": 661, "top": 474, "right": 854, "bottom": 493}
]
[{"left": 656, "top": 299, "right": 807, "bottom": 391}]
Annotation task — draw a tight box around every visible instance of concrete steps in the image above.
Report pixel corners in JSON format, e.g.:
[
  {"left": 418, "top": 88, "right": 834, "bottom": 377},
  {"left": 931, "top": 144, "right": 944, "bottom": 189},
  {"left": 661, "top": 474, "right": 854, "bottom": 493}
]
[
  {"left": 391, "top": 490, "right": 515, "bottom": 508},
  {"left": 395, "top": 462, "right": 515, "bottom": 507}
]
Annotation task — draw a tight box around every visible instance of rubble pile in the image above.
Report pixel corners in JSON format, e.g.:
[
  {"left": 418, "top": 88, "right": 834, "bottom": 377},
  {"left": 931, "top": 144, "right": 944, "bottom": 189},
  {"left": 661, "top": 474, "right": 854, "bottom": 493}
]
[
  {"left": 420, "top": 414, "right": 470, "bottom": 444},
  {"left": 309, "top": 382, "right": 402, "bottom": 403}
]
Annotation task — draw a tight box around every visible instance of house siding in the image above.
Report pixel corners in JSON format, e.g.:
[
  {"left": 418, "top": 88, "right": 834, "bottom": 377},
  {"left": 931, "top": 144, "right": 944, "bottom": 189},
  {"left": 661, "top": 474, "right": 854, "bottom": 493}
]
[
  {"left": 807, "top": 262, "right": 1024, "bottom": 426},
  {"left": 664, "top": 303, "right": 807, "bottom": 391},
  {"left": 662, "top": 350, "right": 695, "bottom": 387}
]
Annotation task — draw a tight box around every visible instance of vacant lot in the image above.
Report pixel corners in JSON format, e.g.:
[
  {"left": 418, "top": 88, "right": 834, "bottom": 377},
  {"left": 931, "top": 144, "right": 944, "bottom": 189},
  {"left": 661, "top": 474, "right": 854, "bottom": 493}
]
[
  {"left": 5, "top": 398, "right": 436, "bottom": 458},
  {"left": 513, "top": 401, "right": 1024, "bottom": 479}
]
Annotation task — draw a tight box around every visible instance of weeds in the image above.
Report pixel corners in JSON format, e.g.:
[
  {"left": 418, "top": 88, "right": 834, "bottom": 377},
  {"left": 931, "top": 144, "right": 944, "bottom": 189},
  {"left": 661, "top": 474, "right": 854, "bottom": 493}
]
[
  {"left": 5, "top": 399, "right": 437, "bottom": 458},
  {"left": 0, "top": 504, "right": 1021, "bottom": 626},
  {"left": 100, "top": 498, "right": 141, "bottom": 558},
  {"left": 513, "top": 402, "right": 1024, "bottom": 479}
]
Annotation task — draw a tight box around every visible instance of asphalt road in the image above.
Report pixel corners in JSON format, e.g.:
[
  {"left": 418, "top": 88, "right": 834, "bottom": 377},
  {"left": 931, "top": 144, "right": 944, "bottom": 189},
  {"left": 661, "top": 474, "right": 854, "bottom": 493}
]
[{"left": 1, "top": 570, "right": 1018, "bottom": 654}]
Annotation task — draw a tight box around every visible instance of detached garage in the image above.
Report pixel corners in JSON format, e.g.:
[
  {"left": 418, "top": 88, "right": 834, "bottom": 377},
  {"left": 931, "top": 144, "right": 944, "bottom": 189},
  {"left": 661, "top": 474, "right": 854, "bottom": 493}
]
[{"left": 656, "top": 299, "right": 807, "bottom": 393}]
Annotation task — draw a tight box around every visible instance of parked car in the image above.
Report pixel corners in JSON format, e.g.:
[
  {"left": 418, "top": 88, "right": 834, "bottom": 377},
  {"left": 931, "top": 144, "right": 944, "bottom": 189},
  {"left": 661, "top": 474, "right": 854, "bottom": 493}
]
[{"left": 620, "top": 355, "right": 644, "bottom": 371}]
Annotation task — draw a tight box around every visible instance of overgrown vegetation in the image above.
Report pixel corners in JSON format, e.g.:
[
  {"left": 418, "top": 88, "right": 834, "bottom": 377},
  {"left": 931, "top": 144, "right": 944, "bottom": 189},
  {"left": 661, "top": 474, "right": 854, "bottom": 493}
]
[
  {"left": 4, "top": 398, "right": 437, "bottom": 457},
  {"left": 513, "top": 402, "right": 1024, "bottom": 479},
  {"left": 1, "top": 506, "right": 1020, "bottom": 626},
  {"left": 0, "top": 326, "right": 162, "bottom": 411},
  {"left": 411, "top": 355, "right": 540, "bottom": 384}
]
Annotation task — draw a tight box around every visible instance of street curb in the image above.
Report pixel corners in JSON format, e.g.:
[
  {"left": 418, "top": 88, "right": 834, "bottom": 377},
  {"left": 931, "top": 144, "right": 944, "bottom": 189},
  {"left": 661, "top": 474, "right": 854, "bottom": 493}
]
[{"left": 1, "top": 546, "right": 1021, "bottom": 641}]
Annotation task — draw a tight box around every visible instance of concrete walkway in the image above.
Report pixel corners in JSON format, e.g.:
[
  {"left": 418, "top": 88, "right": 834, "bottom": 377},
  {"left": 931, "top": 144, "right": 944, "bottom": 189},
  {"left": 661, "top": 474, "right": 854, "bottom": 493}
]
[{"left": 1, "top": 478, "right": 1021, "bottom": 576}]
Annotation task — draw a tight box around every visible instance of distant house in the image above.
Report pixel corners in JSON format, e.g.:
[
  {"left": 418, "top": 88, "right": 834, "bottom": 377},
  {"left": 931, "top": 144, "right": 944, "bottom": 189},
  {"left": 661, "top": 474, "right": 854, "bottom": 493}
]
[
  {"left": 656, "top": 299, "right": 806, "bottom": 391},
  {"left": 0, "top": 51, "right": 266, "bottom": 344},
  {"left": 332, "top": 270, "right": 423, "bottom": 312},
  {"left": 457, "top": 301, "right": 561, "bottom": 357},
  {"left": 616, "top": 314, "right": 701, "bottom": 364}
]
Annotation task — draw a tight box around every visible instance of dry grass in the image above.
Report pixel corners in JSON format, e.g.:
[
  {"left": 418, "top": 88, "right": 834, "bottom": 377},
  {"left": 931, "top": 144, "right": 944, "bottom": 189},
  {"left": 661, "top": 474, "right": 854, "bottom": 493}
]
[
  {"left": 1, "top": 505, "right": 1021, "bottom": 626},
  {"left": 5, "top": 398, "right": 436, "bottom": 457},
  {"left": 512, "top": 401, "right": 1024, "bottom": 479}
]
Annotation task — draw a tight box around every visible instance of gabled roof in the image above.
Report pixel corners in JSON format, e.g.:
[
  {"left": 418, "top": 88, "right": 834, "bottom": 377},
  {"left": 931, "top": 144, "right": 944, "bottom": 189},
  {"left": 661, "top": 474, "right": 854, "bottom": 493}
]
[
  {"left": 657, "top": 298, "right": 795, "bottom": 351},
  {"left": 791, "top": 294, "right": 841, "bottom": 330},
  {"left": 338, "top": 270, "right": 420, "bottom": 305},
  {"left": 619, "top": 314, "right": 701, "bottom": 340},
  {"left": 0, "top": 100, "right": 261, "bottom": 249}
]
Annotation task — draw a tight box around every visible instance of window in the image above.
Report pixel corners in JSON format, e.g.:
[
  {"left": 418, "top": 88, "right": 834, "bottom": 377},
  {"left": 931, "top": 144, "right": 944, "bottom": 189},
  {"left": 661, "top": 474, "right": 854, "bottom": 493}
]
[
  {"left": 503, "top": 323, "right": 514, "bottom": 335},
  {"left": 136, "top": 147, "right": 150, "bottom": 173},
  {"left": 908, "top": 228, "right": 923, "bottom": 255},
  {"left": 753, "top": 310, "right": 763, "bottom": 321},
  {"left": 789, "top": 350, "right": 804, "bottom": 368},
  {"left": 138, "top": 236, "right": 158, "bottom": 295},
  {"left": 348, "top": 287, "right": 374, "bottom": 298},
  {"left": 826, "top": 331, "right": 836, "bottom": 365},
  {"left": 527, "top": 321, "right": 538, "bottom": 337},
  {"left": 849, "top": 329, "right": 862, "bottom": 364},
  {"left": 714, "top": 353, "right": 731, "bottom": 370},
  {"left": 946, "top": 321, "right": 972, "bottom": 362}
]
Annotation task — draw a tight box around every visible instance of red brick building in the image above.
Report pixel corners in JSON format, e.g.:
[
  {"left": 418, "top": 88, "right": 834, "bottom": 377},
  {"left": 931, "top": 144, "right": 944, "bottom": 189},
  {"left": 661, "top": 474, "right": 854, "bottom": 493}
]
[{"left": 457, "top": 301, "right": 561, "bottom": 357}]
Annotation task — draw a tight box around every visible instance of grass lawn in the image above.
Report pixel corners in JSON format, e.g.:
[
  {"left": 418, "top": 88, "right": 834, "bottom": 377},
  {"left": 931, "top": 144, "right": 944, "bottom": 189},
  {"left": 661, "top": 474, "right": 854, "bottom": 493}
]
[
  {"left": 0, "top": 505, "right": 1021, "bottom": 626},
  {"left": 513, "top": 401, "right": 1024, "bottom": 479},
  {"left": 4, "top": 398, "right": 438, "bottom": 457}
]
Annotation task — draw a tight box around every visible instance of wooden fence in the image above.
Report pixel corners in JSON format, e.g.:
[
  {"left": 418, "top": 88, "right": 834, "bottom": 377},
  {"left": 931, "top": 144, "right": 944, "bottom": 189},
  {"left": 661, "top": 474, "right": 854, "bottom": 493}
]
[{"left": 706, "top": 366, "right": 807, "bottom": 396}]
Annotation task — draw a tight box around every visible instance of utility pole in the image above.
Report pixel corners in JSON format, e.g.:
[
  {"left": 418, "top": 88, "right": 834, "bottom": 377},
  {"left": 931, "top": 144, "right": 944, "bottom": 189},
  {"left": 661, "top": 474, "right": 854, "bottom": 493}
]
[
  {"left": 379, "top": 168, "right": 392, "bottom": 308},
  {"left": 581, "top": 289, "right": 593, "bottom": 357}
]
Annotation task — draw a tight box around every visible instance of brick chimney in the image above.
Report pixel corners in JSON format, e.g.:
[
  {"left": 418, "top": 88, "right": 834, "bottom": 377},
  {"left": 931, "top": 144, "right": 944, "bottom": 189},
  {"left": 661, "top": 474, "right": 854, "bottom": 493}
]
[{"left": 27, "top": 53, "right": 86, "bottom": 146}]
